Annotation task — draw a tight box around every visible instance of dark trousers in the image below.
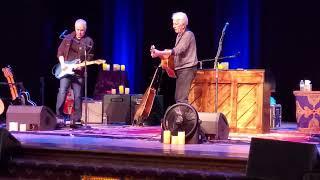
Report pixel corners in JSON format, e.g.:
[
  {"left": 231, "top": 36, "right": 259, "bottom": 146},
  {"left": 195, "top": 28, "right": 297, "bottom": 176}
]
[
  {"left": 56, "top": 76, "right": 83, "bottom": 122},
  {"left": 175, "top": 66, "right": 197, "bottom": 104}
]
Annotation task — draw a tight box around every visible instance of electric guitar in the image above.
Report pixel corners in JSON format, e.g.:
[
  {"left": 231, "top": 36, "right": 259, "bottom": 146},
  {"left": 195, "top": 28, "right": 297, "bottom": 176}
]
[
  {"left": 150, "top": 45, "right": 176, "bottom": 78},
  {"left": 1, "top": 66, "right": 36, "bottom": 106},
  {"left": 53, "top": 59, "right": 105, "bottom": 79}
]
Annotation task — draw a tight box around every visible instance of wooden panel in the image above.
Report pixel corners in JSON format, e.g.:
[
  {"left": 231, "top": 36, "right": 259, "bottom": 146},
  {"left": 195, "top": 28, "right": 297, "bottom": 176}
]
[{"left": 189, "top": 69, "right": 270, "bottom": 133}]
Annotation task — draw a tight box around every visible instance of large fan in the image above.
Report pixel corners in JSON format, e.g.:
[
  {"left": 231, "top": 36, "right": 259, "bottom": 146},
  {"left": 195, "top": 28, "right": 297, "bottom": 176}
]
[{"left": 162, "top": 103, "right": 200, "bottom": 144}]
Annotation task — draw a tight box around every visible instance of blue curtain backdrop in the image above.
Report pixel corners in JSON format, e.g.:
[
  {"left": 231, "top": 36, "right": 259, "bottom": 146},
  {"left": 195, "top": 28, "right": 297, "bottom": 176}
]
[
  {"left": 102, "top": 0, "right": 261, "bottom": 93},
  {"left": 215, "top": 0, "right": 261, "bottom": 69},
  {"left": 103, "top": 0, "right": 144, "bottom": 94}
]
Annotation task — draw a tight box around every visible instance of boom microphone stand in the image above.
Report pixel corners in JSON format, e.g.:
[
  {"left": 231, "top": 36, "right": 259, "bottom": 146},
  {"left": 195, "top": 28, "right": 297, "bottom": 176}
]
[
  {"left": 213, "top": 22, "right": 229, "bottom": 112},
  {"left": 198, "top": 52, "right": 240, "bottom": 70},
  {"left": 82, "top": 46, "right": 94, "bottom": 129}
]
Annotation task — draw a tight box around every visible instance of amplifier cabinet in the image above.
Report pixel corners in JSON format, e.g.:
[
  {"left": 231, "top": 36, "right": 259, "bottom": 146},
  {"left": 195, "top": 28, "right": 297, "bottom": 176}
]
[
  {"left": 103, "top": 95, "right": 131, "bottom": 125},
  {"left": 81, "top": 100, "right": 103, "bottom": 124}
]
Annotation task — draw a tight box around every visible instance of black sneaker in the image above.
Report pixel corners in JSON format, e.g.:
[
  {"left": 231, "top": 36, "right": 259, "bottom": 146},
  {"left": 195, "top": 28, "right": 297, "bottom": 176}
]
[
  {"left": 55, "top": 122, "right": 66, "bottom": 130},
  {"left": 70, "top": 122, "right": 83, "bottom": 129},
  {"left": 55, "top": 115, "right": 66, "bottom": 129}
]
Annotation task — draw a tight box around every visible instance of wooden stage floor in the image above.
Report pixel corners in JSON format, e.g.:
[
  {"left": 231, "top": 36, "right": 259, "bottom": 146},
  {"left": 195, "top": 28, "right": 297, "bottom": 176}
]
[{"left": 2, "top": 122, "right": 320, "bottom": 179}]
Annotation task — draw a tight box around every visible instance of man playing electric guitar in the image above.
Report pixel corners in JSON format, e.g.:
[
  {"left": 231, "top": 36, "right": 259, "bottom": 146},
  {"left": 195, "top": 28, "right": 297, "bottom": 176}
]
[{"left": 56, "top": 19, "right": 94, "bottom": 129}]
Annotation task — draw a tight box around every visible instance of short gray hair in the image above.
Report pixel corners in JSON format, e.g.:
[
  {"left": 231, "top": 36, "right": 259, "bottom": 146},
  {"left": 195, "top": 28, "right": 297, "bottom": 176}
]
[
  {"left": 75, "top": 19, "right": 87, "bottom": 29},
  {"left": 172, "top": 12, "right": 188, "bottom": 26}
]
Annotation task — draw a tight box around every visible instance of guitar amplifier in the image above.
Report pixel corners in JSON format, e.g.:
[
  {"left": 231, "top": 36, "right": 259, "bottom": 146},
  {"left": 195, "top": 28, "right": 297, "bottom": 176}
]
[
  {"left": 81, "top": 100, "right": 103, "bottom": 124},
  {"left": 103, "top": 95, "right": 131, "bottom": 125}
]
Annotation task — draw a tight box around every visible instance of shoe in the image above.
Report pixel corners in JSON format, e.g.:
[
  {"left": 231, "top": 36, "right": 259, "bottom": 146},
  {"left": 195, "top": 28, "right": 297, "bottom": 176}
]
[
  {"left": 55, "top": 122, "right": 66, "bottom": 130},
  {"left": 70, "top": 123, "right": 83, "bottom": 129}
]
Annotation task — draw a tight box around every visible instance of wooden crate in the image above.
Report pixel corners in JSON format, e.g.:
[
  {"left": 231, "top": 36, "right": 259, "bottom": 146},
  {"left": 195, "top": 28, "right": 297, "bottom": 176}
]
[{"left": 188, "top": 69, "right": 270, "bottom": 133}]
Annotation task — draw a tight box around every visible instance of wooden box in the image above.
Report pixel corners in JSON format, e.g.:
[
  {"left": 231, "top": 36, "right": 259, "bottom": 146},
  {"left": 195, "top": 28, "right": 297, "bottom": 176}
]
[
  {"left": 293, "top": 91, "right": 320, "bottom": 132},
  {"left": 188, "top": 69, "right": 270, "bottom": 133}
]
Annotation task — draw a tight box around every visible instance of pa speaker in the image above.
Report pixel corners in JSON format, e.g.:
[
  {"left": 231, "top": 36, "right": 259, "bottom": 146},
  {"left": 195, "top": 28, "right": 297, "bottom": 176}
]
[
  {"left": 6, "top": 105, "right": 57, "bottom": 131},
  {"left": 103, "top": 95, "right": 131, "bottom": 125},
  {"left": 246, "top": 137, "right": 320, "bottom": 180},
  {"left": 198, "top": 112, "right": 229, "bottom": 140},
  {"left": 0, "top": 128, "right": 21, "bottom": 163}
]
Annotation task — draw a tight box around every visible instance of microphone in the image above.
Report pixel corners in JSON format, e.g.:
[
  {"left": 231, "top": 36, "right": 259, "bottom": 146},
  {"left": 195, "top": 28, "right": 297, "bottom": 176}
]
[{"left": 59, "top": 30, "right": 68, "bottom": 39}]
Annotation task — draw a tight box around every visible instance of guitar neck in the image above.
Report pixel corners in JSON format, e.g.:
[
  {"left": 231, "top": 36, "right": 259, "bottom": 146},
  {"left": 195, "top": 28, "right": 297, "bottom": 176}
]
[
  {"left": 2, "top": 68, "right": 19, "bottom": 100},
  {"left": 74, "top": 61, "right": 98, "bottom": 68},
  {"left": 149, "top": 65, "right": 160, "bottom": 88}
]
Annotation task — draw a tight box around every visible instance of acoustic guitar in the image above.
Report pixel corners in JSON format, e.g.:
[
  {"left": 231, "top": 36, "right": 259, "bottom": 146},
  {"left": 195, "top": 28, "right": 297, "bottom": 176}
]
[
  {"left": 133, "top": 66, "right": 161, "bottom": 125},
  {"left": 150, "top": 45, "right": 176, "bottom": 78}
]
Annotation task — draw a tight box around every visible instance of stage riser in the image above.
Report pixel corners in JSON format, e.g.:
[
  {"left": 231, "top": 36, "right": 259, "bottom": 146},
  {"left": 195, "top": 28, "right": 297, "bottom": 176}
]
[{"left": 3, "top": 146, "right": 247, "bottom": 179}]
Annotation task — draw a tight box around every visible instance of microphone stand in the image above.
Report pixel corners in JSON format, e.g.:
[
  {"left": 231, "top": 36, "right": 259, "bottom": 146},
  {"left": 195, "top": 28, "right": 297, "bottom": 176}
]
[
  {"left": 84, "top": 48, "right": 89, "bottom": 128},
  {"left": 213, "top": 22, "right": 229, "bottom": 113}
]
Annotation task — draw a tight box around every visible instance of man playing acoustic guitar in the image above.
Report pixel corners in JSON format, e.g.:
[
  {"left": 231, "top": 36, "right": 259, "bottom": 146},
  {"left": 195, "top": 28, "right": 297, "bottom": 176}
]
[
  {"left": 151, "top": 12, "right": 198, "bottom": 104},
  {"left": 56, "top": 19, "right": 94, "bottom": 129}
]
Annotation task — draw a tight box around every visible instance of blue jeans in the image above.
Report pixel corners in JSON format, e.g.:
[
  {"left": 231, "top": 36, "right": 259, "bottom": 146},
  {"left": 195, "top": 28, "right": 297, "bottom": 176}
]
[{"left": 56, "top": 76, "right": 83, "bottom": 122}]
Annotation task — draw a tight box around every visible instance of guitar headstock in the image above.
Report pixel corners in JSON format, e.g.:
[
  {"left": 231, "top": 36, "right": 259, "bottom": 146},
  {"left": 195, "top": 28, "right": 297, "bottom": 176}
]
[
  {"left": 150, "top": 45, "right": 155, "bottom": 52},
  {"left": 2, "top": 66, "right": 13, "bottom": 79}
]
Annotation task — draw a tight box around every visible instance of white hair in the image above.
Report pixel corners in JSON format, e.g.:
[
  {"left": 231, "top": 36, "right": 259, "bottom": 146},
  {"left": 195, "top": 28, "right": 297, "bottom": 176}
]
[
  {"left": 75, "top": 19, "right": 87, "bottom": 29},
  {"left": 172, "top": 12, "right": 188, "bottom": 26}
]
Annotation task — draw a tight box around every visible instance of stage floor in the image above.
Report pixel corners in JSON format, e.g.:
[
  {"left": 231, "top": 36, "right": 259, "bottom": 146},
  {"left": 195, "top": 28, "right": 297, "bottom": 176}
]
[
  {"left": 5, "top": 122, "right": 320, "bottom": 179},
  {"left": 11, "top": 122, "right": 320, "bottom": 160}
]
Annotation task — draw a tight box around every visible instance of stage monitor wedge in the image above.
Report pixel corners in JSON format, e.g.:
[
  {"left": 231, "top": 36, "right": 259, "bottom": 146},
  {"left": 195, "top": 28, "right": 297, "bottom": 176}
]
[
  {"left": 246, "top": 137, "right": 320, "bottom": 180},
  {"left": 198, "top": 112, "right": 229, "bottom": 140},
  {"left": 6, "top": 105, "right": 57, "bottom": 131},
  {"left": 0, "top": 128, "right": 21, "bottom": 164}
]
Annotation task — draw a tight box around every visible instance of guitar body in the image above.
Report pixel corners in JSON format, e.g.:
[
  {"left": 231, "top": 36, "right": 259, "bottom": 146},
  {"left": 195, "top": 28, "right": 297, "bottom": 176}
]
[
  {"left": 53, "top": 59, "right": 105, "bottom": 79},
  {"left": 53, "top": 59, "right": 80, "bottom": 79},
  {"left": 133, "top": 66, "right": 161, "bottom": 125},
  {"left": 0, "top": 98, "right": 9, "bottom": 121},
  {"left": 150, "top": 46, "right": 176, "bottom": 78},
  {"left": 160, "top": 53, "right": 176, "bottom": 78}
]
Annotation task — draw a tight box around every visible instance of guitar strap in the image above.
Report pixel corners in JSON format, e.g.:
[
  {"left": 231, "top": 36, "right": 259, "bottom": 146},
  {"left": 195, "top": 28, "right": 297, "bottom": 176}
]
[{"left": 175, "top": 30, "right": 187, "bottom": 47}]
